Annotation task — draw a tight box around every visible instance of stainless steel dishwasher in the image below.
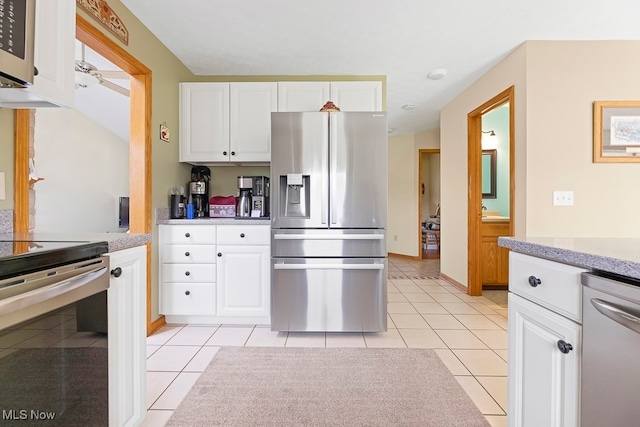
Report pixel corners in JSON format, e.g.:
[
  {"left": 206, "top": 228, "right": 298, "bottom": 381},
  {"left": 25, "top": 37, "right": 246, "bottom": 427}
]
[{"left": 581, "top": 271, "right": 640, "bottom": 427}]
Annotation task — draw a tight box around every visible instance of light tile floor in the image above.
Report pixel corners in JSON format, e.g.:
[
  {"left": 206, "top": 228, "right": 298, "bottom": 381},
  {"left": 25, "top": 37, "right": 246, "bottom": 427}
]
[{"left": 143, "top": 257, "right": 508, "bottom": 427}]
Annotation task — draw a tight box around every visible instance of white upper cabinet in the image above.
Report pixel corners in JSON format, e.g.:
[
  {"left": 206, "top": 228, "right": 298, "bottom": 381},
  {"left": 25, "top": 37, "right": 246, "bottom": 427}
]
[
  {"left": 179, "top": 82, "right": 230, "bottom": 163},
  {"left": 230, "top": 82, "right": 277, "bottom": 162},
  {"left": 278, "top": 81, "right": 330, "bottom": 112},
  {"left": 329, "top": 81, "right": 383, "bottom": 111},
  {"left": 0, "top": 0, "right": 75, "bottom": 108},
  {"left": 278, "top": 81, "right": 383, "bottom": 112},
  {"left": 179, "top": 82, "right": 276, "bottom": 164}
]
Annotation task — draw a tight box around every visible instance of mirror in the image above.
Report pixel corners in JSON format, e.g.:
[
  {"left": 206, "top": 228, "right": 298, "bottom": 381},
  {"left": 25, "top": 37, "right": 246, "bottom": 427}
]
[
  {"left": 593, "top": 101, "right": 640, "bottom": 163},
  {"left": 482, "top": 149, "right": 496, "bottom": 198}
]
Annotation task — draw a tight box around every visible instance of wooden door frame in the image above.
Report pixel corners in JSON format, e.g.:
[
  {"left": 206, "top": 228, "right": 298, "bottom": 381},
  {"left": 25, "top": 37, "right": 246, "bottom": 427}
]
[
  {"left": 14, "top": 14, "right": 156, "bottom": 334},
  {"left": 467, "top": 86, "right": 514, "bottom": 296},
  {"left": 417, "top": 149, "right": 440, "bottom": 258}
]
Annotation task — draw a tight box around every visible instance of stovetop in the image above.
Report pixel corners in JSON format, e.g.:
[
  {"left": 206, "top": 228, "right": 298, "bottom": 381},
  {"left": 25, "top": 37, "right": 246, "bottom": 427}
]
[{"left": 0, "top": 240, "right": 109, "bottom": 280}]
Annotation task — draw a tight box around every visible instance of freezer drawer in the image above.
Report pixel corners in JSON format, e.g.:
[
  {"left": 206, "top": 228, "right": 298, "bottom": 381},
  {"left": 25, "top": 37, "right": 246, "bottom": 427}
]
[
  {"left": 272, "top": 229, "right": 386, "bottom": 258},
  {"left": 271, "top": 258, "right": 387, "bottom": 332}
]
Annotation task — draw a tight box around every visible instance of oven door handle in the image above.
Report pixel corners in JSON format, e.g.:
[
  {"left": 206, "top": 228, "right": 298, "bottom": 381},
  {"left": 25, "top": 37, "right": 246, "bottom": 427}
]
[
  {"left": 0, "top": 266, "right": 108, "bottom": 317},
  {"left": 273, "top": 264, "right": 384, "bottom": 270},
  {"left": 591, "top": 298, "right": 640, "bottom": 335}
]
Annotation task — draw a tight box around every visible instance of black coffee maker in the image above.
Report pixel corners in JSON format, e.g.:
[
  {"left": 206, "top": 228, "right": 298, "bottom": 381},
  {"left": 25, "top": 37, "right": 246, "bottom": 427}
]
[{"left": 189, "top": 166, "right": 211, "bottom": 218}]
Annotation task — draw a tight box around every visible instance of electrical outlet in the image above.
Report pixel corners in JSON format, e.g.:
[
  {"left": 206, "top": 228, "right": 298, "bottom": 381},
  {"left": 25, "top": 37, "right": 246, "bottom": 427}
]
[{"left": 553, "top": 190, "right": 574, "bottom": 206}]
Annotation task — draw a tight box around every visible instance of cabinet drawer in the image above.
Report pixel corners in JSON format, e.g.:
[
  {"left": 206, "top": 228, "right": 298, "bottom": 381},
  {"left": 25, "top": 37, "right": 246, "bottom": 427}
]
[
  {"left": 161, "top": 245, "right": 216, "bottom": 263},
  {"left": 160, "top": 225, "right": 216, "bottom": 244},
  {"left": 162, "top": 263, "right": 216, "bottom": 283},
  {"left": 161, "top": 283, "right": 216, "bottom": 315},
  {"left": 509, "top": 252, "right": 587, "bottom": 322},
  {"left": 217, "top": 225, "right": 270, "bottom": 245}
]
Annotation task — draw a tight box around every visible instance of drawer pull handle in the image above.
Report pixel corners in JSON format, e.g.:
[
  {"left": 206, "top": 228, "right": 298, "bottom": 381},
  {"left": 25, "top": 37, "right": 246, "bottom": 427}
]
[
  {"left": 185, "top": 290, "right": 190, "bottom": 296},
  {"left": 185, "top": 251, "right": 190, "bottom": 257},
  {"left": 223, "top": 151, "right": 228, "bottom": 156},
  {"left": 185, "top": 232, "right": 191, "bottom": 238},
  {"left": 528, "top": 276, "right": 541, "bottom": 287},
  {"left": 557, "top": 340, "right": 573, "bottom": 354},
  {"left": 218, "top": 252, "right": 222, "bottom": 257},
  {"left": 111, "top": 267, "right": 122, "bottom": 278},
  {"left": 240, "top": 233, "right": 245, "bottom": 238},
  {"left": 185, "top": 271, "right": 190, "bottom": 276},
  {"left": 231, "top": 151, "right": 236, "bottom": 156}
]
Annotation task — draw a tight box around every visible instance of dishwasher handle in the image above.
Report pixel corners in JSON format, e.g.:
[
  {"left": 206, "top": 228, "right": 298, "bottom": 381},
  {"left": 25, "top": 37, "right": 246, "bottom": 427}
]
[{"left": 591, "top": 298, "right": 640, "bottom": 335}]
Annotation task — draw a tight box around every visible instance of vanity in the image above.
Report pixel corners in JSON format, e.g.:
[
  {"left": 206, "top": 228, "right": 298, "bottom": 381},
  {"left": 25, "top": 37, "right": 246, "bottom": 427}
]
[
  {"left": 498, "top": 236, "right": 640, "bottom": 427},
  {"left": 481, "top": 214, "right": 510, "bottom": 285}
]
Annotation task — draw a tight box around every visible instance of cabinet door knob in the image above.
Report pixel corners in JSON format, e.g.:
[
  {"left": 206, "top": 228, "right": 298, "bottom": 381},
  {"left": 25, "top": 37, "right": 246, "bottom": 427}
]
[
  {"left": 185, "top": 251, "right": 190, "bottom": 257},
  {"left": 557, "top": 340, "right": 573, "bottom": 354},
  {"left": 231, "top": 151, "right": 236, "bottom": 156},
  {"left": 185, "top": 232, "right": 190, "bottom": 238},
  {"left": 110, "top": 267, "right": 122, "bottom": 278},
  {"left": 185, "top": 271, "right": 190, "bottom": 276},
  {"left": 217, "top": 252, "right": 222, "bottom": 257},
  {"left": 528, "top": 275, "right": 541, "bottom": 287},
  {"left": 185, "top": 290, "right": 190, "bottom": 296},
  {"left": 240, "top": 233, "right": 245, "bottom": 238},
  {"left": 223, "top": 151, "right": 228, "bottom": 156}
]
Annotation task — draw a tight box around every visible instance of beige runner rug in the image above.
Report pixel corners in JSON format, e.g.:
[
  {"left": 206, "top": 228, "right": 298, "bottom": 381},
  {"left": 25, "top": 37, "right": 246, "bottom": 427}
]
[{"left": 167, "top": 347, "right": 490, "bottom": 426}]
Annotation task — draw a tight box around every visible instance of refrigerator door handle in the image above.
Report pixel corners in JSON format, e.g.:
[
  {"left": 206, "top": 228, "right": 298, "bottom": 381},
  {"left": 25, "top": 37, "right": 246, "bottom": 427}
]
[
  {"left": 274, "top": 234, "right": 384, "bottom": 240},
  {"left": 330, "top": 113, "right": 337, "bottom": 225},
  {"left": 273, "top": 264, "right": 385, "bottom": 270},
  {"left": 322, "top": 114, "right": 329, "bottom": 224}
]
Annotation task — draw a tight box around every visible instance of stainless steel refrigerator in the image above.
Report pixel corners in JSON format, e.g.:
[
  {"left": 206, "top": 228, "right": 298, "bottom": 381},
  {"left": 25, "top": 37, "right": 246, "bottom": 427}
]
[{"left": 270, "top": 111, "right": 388, "bottom": 332}]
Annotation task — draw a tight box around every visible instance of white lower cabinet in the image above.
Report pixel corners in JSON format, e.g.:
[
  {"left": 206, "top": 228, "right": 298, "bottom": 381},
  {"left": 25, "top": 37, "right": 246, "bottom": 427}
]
[
  {"left": 508, "top": 293, "right": 581, "bottom": 427},
  {"left": 507, "top": 252, "right": 585, "bottom": 427},
  {"left": 107, "top": 245, "right": 147, "bottom": 427},
  {"left": 216, "top": 244, "right": 270, "bottom": 317},
  {"left": 159, "top": 224, "right": 270, "bottom": 324}
]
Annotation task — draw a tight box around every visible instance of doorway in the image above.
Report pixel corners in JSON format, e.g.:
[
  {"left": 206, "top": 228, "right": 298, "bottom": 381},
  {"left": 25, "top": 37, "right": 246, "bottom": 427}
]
[
  {"left": 467, "top": 86, "right": 514, "bottom": 296},
  {"left": 418, "top": 149, "right": 440, "bottom": 259},
  {"left": 14, "top": 14, "right": 154, "bottom": 333}
]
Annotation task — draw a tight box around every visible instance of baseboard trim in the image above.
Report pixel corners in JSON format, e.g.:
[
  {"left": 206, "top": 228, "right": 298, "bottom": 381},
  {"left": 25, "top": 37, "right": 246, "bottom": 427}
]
[
  {"left": 388, "top": 252, "right": 422, "bottom": 261},
  {"left": 439, "top": 273, "right": 468, "bottom": 293},
  {"left": 148, "top": 315, "right": 166, "bottom": 336}
]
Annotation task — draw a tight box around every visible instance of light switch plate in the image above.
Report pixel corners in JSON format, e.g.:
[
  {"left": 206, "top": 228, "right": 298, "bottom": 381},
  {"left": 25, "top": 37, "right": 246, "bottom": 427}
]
[
  {"left": 0, "top": 172, "right": 5, "bottom": 200},
  {"left": 553, "top": 190, "right": 574, "bottom": 206}
]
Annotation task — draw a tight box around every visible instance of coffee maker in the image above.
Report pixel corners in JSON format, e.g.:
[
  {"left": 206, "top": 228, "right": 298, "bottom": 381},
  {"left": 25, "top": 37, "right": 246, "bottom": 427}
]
[
  {"left": 190, "top": 166, "right": 210, "bottom": 218},
  {"left": 237, "top": 176, "right": 253, "bottom": 217},
  {"left": 251, "top": 176, "right": 270, "bottom": 217}
]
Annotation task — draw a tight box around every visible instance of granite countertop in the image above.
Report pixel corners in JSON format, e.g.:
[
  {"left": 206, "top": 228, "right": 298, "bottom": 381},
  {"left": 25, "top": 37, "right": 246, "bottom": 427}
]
[
  {"left": 0, "top": 232, "right": 152, "bottom": 253},
  {"left": 498, "top": 236, "right": 640, "bottom": 280},
  {"left": 157, "top": 218, "right": 271, "bottom": 225}
]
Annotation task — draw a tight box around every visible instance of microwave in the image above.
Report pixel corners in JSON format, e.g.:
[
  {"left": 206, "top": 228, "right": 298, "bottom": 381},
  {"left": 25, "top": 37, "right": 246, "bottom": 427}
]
[{"left": 0, "top": 0, "right": 36, "bottom": 88}]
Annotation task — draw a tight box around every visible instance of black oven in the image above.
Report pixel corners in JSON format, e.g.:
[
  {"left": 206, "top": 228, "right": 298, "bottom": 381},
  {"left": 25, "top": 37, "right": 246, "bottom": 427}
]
[{"left": 0, "top": 240, "right": 110, "bottom": 425}]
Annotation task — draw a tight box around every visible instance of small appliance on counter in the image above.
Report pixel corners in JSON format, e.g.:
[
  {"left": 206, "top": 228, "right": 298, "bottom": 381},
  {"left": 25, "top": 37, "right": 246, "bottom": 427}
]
[
  {"left": 209, "top": 195, "right": 236, "bottom": 217},
  {"left": 189, "top": 166, "right": 211, "bottom": 218},
  {"left": 251, "top": 176, "right": 270, "bottom": 217},
  {"left": 237, "top": 176, "right": 253, "bottom": 217}
]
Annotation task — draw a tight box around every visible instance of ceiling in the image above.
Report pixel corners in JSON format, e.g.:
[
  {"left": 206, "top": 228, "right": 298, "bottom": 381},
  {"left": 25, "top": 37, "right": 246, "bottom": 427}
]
[{"left": 120, "top": 0, "right": 640, "bottom": 136}]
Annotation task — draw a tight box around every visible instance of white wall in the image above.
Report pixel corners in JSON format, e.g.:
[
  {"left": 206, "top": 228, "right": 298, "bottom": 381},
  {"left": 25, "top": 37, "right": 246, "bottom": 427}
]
[{"left": 33, "top": 108, "right": 129, "bottom": 232}]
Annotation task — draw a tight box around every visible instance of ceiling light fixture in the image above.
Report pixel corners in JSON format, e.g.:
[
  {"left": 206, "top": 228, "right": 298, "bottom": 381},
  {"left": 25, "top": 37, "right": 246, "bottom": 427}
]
[
  {"left": 401, "top": 104, "right": 414, "bottom": 110},
  {"left": 427, "top": 68, "right": 448, "bottom": 80}
]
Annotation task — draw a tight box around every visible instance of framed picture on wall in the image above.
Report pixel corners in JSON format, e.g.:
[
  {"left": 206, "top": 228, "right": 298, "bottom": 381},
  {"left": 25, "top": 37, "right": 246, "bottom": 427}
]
[{"left": 593, "top": 101, "right": 640, "bottom": 163}]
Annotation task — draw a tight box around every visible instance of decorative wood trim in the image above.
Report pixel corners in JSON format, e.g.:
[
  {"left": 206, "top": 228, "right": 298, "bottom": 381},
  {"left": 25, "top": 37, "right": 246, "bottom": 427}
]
[
  {"left": 388, "top": 252, "right": 422, "bottom": 261},
  {"left": 76, "top": 0, "right": 129, "bottom": 45},
  {"left": 439, "top": 273, "right": 467, "bottom": 293},
  {"left": 149, "top": 316, "right": 167, "bottom": 336},
  {"left": 76, "top": 14, "right": 154, "bottom": 335},
  {"left": 13, "top": 110, "right": 31, "bottom": 233},
  {"left": 467, "top": 86, "right": 515, "bottom": 296}
]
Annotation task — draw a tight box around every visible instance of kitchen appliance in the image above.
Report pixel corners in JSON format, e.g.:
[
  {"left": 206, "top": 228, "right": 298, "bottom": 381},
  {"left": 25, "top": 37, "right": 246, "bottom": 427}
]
[
  {"left": 251, "top": 175, "right": 270, "bottom": 217},
  {"left": 0, "top": 0, "right": 36, "bottom": 88},
  {"left": 237, "top": 175, "right": 253, "bottom": 217},
  {"left": 270, "top": 111, "right": 388, "bottom": 332},
  {"left": 0, "top": 238, "right": 110, "bottom": 424},
  {"left": 581, "top": 271, "right": 640, "bottom": 427},
  {"left": 190, "top": 166, "right": 210, "bottom": 218}
]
